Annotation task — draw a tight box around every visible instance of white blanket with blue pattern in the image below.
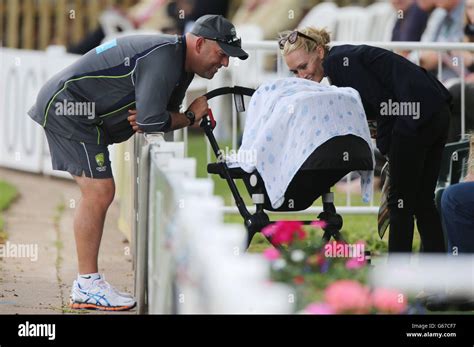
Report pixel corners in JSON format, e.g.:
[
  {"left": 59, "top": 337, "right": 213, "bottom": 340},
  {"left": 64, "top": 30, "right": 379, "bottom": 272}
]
[{"left": 235, "top": 78, "right": 375, "bottom": 209}]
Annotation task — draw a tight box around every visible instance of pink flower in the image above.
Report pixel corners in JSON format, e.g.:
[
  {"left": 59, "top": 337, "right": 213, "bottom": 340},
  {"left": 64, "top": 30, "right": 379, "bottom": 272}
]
[
  {"left": 262, "top": 221, "right": 306, "bottom": 246},
  {"left": 324, "top": 280, "right": 372, "bottom": 314},
  {"left": 304, "top": 302, "right": 335, "bottom": 314},
  {"left": 263, "top": 247, "right": 280, "bottom": 261},
  {"left": 345, "top": 257, "right": 366, "bottom": 269},
  {"left": 372, "top": 288, "right": 407, "bottom": 314},
  {"left": 261, "top": 223, "right": 275, "bottom": 237},
  {"left": 310, "top": 220, "right": 327, "bottom": 229}
]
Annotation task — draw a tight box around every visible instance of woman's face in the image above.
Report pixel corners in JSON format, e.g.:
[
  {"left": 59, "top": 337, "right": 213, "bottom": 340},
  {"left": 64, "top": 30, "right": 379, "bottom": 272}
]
[
  {"left": 284, "top": 47, "right": 325, "bottom": 82},
  {"left": 467, "top": 0, "right": 474, "bottom": 24}
]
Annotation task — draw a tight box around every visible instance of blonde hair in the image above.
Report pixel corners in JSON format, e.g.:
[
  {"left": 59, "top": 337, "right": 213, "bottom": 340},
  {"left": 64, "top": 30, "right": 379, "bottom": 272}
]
[
  {"left": 469, "top": 132, "right": 474, "bottom": 175},
  {"left": 279, "top": 26, "right": 331, "bottom": 56}
]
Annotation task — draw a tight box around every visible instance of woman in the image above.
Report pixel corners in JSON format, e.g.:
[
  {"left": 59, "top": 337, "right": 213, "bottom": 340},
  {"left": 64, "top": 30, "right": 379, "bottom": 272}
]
[{"left": 279, "top": 27, "right": 452, "bottom": 253}]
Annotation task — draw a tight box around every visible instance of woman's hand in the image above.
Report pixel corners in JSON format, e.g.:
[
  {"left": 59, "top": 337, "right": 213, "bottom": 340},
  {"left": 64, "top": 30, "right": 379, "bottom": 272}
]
[{"left": 127, "top": 109, "right": 143, "bottom": 133}]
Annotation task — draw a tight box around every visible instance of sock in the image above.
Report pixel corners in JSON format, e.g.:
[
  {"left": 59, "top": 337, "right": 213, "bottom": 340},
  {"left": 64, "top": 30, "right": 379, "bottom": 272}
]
[{"left": 77, "top": 272, "right": 101, "bottom": 289}]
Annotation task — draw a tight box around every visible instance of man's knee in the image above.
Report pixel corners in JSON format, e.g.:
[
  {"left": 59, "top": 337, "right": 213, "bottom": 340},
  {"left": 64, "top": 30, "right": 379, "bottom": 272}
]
[
  {"left": 442, "top": 183, "right": 474, "bottom": 218},
  {"left": 75, "top": 176, "right": 115, "bottom": 208}
]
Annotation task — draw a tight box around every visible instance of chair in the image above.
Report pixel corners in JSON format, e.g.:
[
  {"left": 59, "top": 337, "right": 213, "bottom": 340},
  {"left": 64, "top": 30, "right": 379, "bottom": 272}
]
[
  {"left": 334, "top": 6, "right": 371, "bottom": 42},
  {"left": 298, "top": 2, "right": 339, "bottom": 38},
  {"left": 435, "top": 139, "right": 470, "bottom": 210},
  {"left": 365, "top": 2, "right": 397, "bottom": 41}
]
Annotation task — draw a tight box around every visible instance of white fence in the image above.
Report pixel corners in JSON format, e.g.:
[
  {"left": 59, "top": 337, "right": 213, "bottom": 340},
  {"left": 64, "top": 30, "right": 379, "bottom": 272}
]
[
  {"left": 0, "top": 46, "right": 76, "bottom": 178},
  {"left": 133, "top": 133, "right": 294, "bottom": 314}
]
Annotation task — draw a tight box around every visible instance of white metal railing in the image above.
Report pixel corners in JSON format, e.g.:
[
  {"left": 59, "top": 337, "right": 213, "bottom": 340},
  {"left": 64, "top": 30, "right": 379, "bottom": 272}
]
[{"left": 188, "top": 41, "right": 474, "bottom": 215}]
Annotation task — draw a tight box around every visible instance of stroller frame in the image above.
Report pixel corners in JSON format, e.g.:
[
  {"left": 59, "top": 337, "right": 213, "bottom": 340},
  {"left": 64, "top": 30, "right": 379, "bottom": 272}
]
[{"left": 201, "top": 86, "right": 345, "bottom": 248}]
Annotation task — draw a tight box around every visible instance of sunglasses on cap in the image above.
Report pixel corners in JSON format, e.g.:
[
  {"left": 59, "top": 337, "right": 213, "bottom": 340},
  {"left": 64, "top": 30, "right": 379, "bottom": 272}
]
[
  {"left": 204, "top": 35, "right": 242, "bottom": 47},
  {"left": 278, "top": 30, "right": 318, "bottom": 50}
]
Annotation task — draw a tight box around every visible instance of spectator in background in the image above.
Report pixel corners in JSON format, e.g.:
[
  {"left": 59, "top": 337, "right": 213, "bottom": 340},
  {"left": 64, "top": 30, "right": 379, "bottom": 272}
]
[
  {"left": 391, "top": 0, "right": 430, "bottom": 42},
  {"left": 417, "top": 0, "right": 438, "bottom": 11},
  {"left": 128, "top": 0, "right": 175, "bottom": 32},
  {"left": 415, "top": 0, "right": 465, "bottom": 82},
  {"left": 167, "top": 0, "right": 231, "bottom": 34},
  {"left": 447, "top": 0, "right": 474, "bottom": 142},
  {"left": 232, "top": 0, "right": 319, "bottom": 40},
  {"left": 232, "top": 0, "right": 318, "bottom": 71}
]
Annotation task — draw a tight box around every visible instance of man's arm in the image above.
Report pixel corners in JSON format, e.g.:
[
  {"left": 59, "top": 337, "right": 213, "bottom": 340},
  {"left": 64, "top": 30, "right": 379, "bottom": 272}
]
[
  {"left": 133, "top": 46, "right": 179, "bottom": 133},
  {"left": 128, "top": 110, "right": 190, "bottom": 132},
  {"left": 168, "top": 111, "right": 191, "bottom": 131},
  {"left": 128, "top": 96, "right": 209, "bottom": 132}
]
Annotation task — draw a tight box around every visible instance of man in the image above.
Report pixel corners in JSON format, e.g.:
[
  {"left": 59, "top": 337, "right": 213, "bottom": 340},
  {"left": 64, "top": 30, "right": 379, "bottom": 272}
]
[
  {"left": 390, "top": 0, "right": 430, "bottom": 42},
  {"left": 441, "top": 133, "right": 474, "bottom": 253},
  {"left": 28, "top": 15, "right": 248, "bottom": 311},
  {"left": 415, "top": 0, "right": 465, "bottom": 81}
]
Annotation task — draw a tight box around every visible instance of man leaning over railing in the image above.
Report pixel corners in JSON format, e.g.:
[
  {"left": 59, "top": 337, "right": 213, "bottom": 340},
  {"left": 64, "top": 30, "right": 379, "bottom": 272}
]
[{"left": 27, "top": 15, "right": 249, "bottom": 311}]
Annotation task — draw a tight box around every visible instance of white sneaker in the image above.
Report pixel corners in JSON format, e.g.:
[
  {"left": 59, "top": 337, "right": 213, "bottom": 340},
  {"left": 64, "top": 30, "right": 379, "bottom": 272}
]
[{"left": 69, "top": 276, "right": 136, "bottom": 311}]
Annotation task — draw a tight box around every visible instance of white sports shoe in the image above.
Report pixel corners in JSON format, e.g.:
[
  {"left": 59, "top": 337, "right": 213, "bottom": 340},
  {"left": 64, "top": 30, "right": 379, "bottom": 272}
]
[{"left": 69, "top": 275, "right": 136, "bottom": 311}]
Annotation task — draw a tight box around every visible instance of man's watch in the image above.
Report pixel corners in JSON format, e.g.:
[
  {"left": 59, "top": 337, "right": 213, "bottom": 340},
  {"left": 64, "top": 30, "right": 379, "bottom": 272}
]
[{"left": 185, "top": 110, "right": 195, "bottom": 126}]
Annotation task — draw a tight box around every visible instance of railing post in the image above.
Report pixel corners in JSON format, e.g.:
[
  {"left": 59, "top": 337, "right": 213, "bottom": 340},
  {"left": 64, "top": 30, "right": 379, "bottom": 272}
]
[{"left": 134, "top": 133, "right": 165, "bottom": 314}]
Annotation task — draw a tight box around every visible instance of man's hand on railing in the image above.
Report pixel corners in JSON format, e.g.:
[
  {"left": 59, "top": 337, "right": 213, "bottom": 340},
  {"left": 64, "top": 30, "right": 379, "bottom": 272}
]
[{"left": 128, "top": 109, "right": 143, "bottom": 133}]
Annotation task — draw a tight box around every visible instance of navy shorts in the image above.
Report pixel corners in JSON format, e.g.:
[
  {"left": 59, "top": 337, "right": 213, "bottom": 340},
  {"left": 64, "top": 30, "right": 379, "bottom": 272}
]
[{"left": 44, "top": 129, "right": 113, "bottom": 179}]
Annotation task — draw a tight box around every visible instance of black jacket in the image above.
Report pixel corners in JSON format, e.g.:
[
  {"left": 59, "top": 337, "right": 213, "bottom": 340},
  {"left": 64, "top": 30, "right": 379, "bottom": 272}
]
[{"left": 322, "top": 44, "right": 452, "bottom": 154}]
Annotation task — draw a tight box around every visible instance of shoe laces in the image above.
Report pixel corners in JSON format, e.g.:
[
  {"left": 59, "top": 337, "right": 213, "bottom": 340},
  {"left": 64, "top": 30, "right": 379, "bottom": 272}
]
[{"left": 94, "top": 278, "right": 126, "bottom": 297}]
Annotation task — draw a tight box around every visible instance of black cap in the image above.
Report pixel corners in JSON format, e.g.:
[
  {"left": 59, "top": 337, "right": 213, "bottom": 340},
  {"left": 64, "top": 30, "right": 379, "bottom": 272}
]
[{"left": 191, "top": 15, "right": 249, "bottom": 60}]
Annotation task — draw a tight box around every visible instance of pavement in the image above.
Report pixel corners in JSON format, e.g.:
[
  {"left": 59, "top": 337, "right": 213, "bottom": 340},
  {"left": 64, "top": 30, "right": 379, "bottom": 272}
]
[{"left": 0, "top": 167, "right": 135, "bottom": 314}]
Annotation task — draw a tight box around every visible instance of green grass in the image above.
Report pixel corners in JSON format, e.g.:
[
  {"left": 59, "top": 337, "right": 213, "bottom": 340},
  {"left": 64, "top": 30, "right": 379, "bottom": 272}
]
[
  {"left": 0, "top": 180, "right": 18, "bottom": 242},
  {"left": 186, "top": 133, "right": 421, "bottom": 254}
]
